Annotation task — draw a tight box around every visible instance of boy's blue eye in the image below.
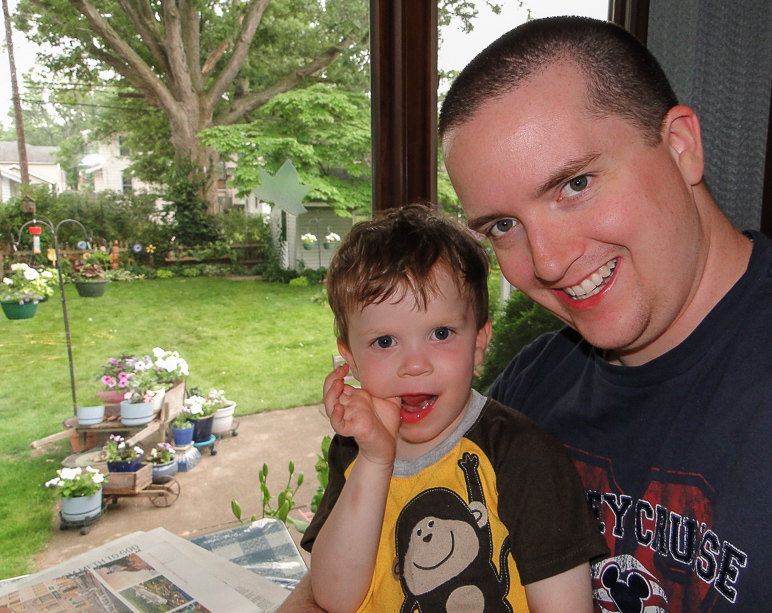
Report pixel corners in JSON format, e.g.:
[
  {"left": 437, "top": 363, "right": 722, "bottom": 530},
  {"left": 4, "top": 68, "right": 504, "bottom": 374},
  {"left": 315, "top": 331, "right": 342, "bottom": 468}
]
[
  {"left": 375, "top": 336, "right": 393, "bottom": 349},
  {"left": 431, "top": 327, "right": 453, "bottom": 341}
]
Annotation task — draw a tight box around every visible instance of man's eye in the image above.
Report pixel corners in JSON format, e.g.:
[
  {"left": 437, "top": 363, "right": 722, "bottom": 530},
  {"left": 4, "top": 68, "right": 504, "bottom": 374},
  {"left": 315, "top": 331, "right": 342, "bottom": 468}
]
[
  {"left": 488, "top": 218, "right": 518, "bottom": 238},
  {"left": 560, "top": 175, "right": 591, "bottom": 197},
  {"left": 431, "top": 327, "right": 453, "bottom": 341},
  {"left": 374, "top": 336, "right": 394, "bottom": 349}
]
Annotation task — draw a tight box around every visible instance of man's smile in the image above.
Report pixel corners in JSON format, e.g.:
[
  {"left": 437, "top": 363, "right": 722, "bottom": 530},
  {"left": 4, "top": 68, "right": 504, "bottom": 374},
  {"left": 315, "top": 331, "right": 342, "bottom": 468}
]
[
  {"left": 400, "top": 394, "right": 437, "bottom": 424},
  {"left": 564, "top": 259, "right": 617, "bottom": 300}
]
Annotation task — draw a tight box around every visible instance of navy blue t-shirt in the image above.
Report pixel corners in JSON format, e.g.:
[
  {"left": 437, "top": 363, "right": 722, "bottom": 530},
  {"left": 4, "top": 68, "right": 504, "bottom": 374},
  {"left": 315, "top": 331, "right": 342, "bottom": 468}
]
[{"left": 489, "top": 230, "right": 772, "bottom": 611}]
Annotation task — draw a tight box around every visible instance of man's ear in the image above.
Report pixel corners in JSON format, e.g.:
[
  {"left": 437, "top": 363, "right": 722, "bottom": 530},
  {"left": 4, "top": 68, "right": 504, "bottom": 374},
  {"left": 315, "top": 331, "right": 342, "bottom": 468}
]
[
  {"left": 337, "top": 340, "right": 360, "bottom": 381},
  {"left": 474, "top": 320, "right": 493, "bottom": 370},
  {"left": 662, "top": 105, "right": 704, "bottom": 186}
]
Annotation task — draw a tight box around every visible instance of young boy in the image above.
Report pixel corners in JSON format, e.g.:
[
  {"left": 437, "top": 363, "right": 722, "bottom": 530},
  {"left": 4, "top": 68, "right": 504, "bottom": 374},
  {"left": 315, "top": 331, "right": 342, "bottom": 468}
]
[{"left": 300, "top": 205, "right": 607, "bottom": 612}]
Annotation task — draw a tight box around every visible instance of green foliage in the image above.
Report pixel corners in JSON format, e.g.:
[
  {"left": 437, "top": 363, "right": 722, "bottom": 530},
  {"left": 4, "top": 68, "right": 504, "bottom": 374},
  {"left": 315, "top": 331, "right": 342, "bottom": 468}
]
[
  {"left": 155, "top": 269, "right": 175, "bottom": 279},
  {"left": 181, "top": 267, "right": 202, "bottom": 278},
  {"left": 200, "top": 84, "right": 372, "bottom": 216},
  {"left": 311, "top": 435, "right": 332, "bottom": 513},
  {"left": 164, "top": 162, "right": 220, "bottom": 246},
  {"left": 474, "top": 290, "right": 563, "bottom": 392},
  {"left": 289, "top": 276, "right": 309, "bottom": 287},
  {"left": 232, "top": 462, "right": 308, "bottom": 534}
]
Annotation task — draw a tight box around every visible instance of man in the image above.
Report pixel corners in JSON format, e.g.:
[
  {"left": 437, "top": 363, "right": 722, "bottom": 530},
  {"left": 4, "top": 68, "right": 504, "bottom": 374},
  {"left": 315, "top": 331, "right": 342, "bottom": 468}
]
[{"left": 279, "top": 16, "right": 768, "bottom": 611}]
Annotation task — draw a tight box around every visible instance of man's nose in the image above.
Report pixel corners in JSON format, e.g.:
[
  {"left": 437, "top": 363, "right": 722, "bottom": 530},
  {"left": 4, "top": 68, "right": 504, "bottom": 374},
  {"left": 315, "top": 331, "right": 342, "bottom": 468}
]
[{"left": 526, "top": 221, "right": 583, "bottom": 284}]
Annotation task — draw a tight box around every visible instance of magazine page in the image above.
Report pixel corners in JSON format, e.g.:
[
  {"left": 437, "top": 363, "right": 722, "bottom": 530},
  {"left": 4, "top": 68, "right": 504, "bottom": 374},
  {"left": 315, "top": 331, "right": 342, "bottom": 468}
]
[{"left": 0, "top": 530, "right": 262, "bottom": 612}]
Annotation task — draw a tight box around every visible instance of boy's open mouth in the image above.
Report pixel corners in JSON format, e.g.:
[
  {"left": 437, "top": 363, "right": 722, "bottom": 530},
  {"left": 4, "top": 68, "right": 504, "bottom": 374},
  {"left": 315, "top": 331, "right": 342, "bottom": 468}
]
[{"left": 400, "top": 394, "right": 436, "bottom": 424}]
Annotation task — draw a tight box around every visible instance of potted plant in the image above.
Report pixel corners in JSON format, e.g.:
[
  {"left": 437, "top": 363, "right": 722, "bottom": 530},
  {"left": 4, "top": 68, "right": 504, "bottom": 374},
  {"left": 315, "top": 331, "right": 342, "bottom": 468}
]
[
  {"left": 147, "top": 442, "right": 177, "bottom": 484},
  {"left": 184, "top": 392, "right": 218, "bottom": 443},
  {"left": 301, "top": 233, "right": 317, "bottom": 250},
  {"left": 76, "top": 403, "right": 105, "bottom": 426},
  {"left": 170, "top": 409, "right": 194, "bottom": 446},
  {"left": 323, "top": 231, "right": 341, "bottom": 250},
  {"left": 1, "top": 263, "right": 56, "bottom": 320},
  {"left": 152, "top": 347, "right": 190, "bottom": 390},
  {"left": 120, "top": 355, "right": 161, "bottom": 425},
  {"left": 103, "top": 434, "right": 145, "bottom": 472},
  {"left": 72, "top": 255, "right": 109, "bottom": 297},
  {"left": 206, "top": 388, "right": 238, "bottom": 435},
  {"left": 97, "top": 353, "right": 137, "bottom": 404},
  {"left": 45, "top": 466, "right": 106, "bottom": 522}
]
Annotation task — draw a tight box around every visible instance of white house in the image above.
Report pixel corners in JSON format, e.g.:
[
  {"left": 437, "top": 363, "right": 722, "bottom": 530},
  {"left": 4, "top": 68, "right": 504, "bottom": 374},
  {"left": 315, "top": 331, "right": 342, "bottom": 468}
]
[
  {"left": 0, "top": 142, "right": 67, "bottom": 203},
  {"left": 81, "top": 135, "right": 156, "bottom": 194}
]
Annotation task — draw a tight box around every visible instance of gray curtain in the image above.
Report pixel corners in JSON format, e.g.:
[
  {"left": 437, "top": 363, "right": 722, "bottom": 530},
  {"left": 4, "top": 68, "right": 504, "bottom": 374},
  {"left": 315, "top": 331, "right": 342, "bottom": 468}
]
[{"left": 648, "top": 0, "right": 772, "bottom": 231}]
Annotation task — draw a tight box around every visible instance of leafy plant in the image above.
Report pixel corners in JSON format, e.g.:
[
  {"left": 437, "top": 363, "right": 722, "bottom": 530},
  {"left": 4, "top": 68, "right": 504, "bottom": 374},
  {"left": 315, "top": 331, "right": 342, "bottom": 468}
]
[
  {"left": 45, "top": 467, "right": 106, "bottom": 499},
  {"left": 289, "top": 276, "right": 309, "bottom": 288},
  {"left": 231, "top": 461, "right": 307, "bottom": 533},
  {"left": 156, "top": 269, "right": 175, "bottom": 279},
  {"left": 311, "top": 435, "right": 331, "bottom": 513}
]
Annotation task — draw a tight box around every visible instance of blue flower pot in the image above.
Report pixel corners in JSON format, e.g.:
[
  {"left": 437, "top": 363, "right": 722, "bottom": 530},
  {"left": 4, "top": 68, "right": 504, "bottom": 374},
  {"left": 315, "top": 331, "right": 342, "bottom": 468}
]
[
  {"left": 107, "top": 459, "right": 143, "bottom": 472},
  {"left": 192, "top": 415, "right": 214, "bottom": 443},
  {"left": 152, "top": 459, "right": 178, "bottom": 484},
  {"left": 172, "top": 424, "right": 194, "bottom": 446}
]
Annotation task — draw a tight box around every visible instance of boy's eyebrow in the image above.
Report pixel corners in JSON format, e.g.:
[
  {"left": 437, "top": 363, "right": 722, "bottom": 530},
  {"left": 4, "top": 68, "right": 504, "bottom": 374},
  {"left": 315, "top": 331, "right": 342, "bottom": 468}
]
[{"left": 465, "top": 153, "right": 602, "bottom": 232}]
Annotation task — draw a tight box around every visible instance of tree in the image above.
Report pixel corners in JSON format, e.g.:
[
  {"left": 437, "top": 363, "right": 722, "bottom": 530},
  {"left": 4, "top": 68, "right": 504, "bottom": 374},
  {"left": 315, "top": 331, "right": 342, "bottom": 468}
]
[
  {"left": 15, "top": 0, "right": 370, "bottom": 212},
  {"left": 200, "top": 83, "right": 371, "bottom": 216}
]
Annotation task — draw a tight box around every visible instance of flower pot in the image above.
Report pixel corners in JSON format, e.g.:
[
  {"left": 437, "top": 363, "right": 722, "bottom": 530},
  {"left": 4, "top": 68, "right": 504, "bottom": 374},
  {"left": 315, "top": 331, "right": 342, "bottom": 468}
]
[
  {"left": 302, "top": 243, "right": 314, "bottom": 250},
  {"left": 191, "top": 415, "right": 214, "bottom": 443},
  {"left": 77, "top": 405, "right": 105, "bottom": 426},
  {"left": 61, "top": 488, "right": 103, "bottom": 523},
  {"left": 171, "top": 423, "right": 194, "bottom": 446},
  {"left": 212, "top": 401, "right": 237, "bottom": 434},
  {"left": 1, "top": 300, "right": 38, "bottom": 320},
  {"left": 107, "top": 459, "right": 143, "bottom": 472},
  {"left": 151, "top": 459, "right": 178, "bottom": 484},
  {"left": 151, "top": 387, "right": 166, "bottom": 412},
  {"left": 120, "top": 400, "right": 155, "bottom": 426},
  {"left": 74, "top": 280, "right": 109, "bottom": 297},
  {"left": 99, "top": 389, "right": 128, "bottom": 404},
  {"left": 323, "top": 242, "right": 337, "bottom": 250}
]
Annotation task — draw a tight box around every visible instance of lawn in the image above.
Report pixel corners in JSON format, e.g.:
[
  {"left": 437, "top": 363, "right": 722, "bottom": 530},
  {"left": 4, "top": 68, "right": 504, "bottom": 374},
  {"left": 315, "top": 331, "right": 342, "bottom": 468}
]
[{"left": 0, "top": 276, "right": 337, "bottom": 580}]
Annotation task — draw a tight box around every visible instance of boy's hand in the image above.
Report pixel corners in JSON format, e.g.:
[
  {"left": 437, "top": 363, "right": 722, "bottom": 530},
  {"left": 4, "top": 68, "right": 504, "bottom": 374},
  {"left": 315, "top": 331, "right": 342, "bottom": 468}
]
[{"left": 323, "top": 364, "right": 401, "bottom": 466}]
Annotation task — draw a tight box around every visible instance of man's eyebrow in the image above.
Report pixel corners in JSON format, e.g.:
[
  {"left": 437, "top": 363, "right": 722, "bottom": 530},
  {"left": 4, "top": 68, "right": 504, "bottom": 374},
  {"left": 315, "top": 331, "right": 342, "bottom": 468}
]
[{"left": 534, "top": 153, "right": 601, "bottom": 199}]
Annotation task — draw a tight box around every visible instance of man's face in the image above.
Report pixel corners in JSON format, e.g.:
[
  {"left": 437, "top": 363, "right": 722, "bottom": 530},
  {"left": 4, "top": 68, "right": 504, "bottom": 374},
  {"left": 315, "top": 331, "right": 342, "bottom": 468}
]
[{"left": 443, "top": 63, "right": 706, "bottom": 365}]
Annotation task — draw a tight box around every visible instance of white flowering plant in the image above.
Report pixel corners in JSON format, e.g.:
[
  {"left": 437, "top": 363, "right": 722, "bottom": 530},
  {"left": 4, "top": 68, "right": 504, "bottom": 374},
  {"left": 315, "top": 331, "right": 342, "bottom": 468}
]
[
  {"left": 1, "top": 263, "right": 57, "bottom": 303},
  {"left": 147, "top": 442, "right": 175, "bottom": 464},
  {"left": 45, "top": 466, "right": 105, "bottom": 499},
  {"left": 184, "top": 387, "right": 227, "bottom": 420},
  {"left": 152, "top": 347, "right": 189, "bottom": 385},
  {"left": 301, "top": 233, "right": 317, "bottom": 245},
  {"left": 104, "top": 434, "right": 145, "bottom": 463},
  {"left": 325, "top": 232, "right": 341, "bottom": 243},
  {"left": 122, "top": 355, "right": 161, "bottom": 403}
]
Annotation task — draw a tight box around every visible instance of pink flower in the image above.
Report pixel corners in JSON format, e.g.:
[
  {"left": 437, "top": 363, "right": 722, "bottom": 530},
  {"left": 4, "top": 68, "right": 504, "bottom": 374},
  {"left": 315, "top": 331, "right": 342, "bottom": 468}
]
[{"left": 101, "top": 375, "right": 116, "bottom": 388}]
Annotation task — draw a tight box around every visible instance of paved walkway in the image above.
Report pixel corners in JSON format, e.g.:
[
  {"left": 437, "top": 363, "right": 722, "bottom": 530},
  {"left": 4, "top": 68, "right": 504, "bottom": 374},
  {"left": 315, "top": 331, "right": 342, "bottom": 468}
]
[{"left": 37, "top": 405, "right": 334, "bottom": 572}]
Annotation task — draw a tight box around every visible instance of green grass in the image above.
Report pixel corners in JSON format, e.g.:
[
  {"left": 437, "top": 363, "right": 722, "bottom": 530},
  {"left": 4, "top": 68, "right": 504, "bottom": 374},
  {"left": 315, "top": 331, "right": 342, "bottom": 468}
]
[{"left": 0, "top": 276, "right": 337, "bottom": 579}]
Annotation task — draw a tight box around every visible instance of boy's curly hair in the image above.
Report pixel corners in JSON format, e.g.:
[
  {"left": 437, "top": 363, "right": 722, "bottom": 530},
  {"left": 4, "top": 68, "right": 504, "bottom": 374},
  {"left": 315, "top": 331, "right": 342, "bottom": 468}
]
[{"left": 327, "top": 204, "right": 489, "bottom": 347}]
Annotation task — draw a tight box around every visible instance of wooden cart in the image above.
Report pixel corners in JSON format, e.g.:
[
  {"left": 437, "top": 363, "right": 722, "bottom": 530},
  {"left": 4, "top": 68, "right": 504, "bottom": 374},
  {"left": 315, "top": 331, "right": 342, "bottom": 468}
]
[{"left": 103, "top": 463, "right": 181, "bottom": 508}]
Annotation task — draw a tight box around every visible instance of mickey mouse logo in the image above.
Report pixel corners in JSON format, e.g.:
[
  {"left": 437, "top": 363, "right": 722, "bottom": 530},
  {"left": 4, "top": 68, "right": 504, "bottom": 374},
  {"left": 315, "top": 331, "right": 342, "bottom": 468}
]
[{"left": 594, "top": 555, "right": 668, "bottom": 613}]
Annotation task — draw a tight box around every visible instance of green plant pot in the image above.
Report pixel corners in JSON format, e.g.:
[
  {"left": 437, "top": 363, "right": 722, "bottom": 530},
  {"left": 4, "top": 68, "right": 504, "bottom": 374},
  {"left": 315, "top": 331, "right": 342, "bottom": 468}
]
[
  {"left": 323, "top": 242, "right": 338, "bottom": 250},
  {"left": 302, "top": 243, "right": 314, "bottom": 250},
  {"left": 1, "top": 300, "right": 38, "bottom": 320},
  {"left": 74, "top": 280, "right": 109, "bottom": 297}
]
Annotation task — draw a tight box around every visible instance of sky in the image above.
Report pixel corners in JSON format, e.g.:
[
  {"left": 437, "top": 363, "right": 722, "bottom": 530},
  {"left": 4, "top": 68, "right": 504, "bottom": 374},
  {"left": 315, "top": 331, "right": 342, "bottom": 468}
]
[{"left": 0, "top": 0, "right": 607, "bottom": 130}]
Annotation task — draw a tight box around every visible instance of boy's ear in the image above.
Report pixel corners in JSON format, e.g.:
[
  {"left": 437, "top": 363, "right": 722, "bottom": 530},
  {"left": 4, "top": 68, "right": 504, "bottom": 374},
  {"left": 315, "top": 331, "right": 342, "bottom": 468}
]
[
  {"left": 474, "top": 320, "right": 492, "bottom": 369},
  {"left": 337, "top": 340, "right": 360, "bottom": 381},
  {"left": 662, "top": 104, "right": 704, "bottom": 187}
]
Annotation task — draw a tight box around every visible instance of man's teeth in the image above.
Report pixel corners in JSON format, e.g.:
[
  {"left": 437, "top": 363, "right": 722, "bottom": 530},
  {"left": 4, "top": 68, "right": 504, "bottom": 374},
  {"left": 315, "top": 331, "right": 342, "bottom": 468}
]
[{"left": 565, "top": 260, "right": 616, "bottom": 300}]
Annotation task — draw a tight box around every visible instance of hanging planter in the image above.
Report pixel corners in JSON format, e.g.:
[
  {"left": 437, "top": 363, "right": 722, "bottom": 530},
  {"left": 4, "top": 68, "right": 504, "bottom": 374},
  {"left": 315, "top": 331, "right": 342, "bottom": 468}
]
[
  {"left": 323, "top": 242, "right": 338, "bottom": 250},
  {"left": 1, "top": 300, "right": 38, "bottom": 320},
  {"left": 74, "top": 280, "right": 109, "bottom": 298}
]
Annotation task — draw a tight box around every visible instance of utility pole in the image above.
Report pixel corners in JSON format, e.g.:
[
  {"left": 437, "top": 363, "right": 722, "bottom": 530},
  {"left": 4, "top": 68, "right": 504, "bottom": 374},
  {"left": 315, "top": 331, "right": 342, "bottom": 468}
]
[{"left": 2, "top": 0, "right": 34, "bottom": 214}]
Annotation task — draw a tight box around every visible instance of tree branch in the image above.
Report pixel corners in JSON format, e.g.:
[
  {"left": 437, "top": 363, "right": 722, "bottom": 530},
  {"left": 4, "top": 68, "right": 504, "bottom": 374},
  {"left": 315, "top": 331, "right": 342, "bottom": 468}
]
[
  {"left": 213, "top": 20, "right": 368, "bottom": 126},
  {"left": 113, "top": 0, "right": 169, "bottom": 74},
  {"left": 160, "top": 0, "right": 195, "bottom": 104},
  {"left": 204, "top": 0, "right": 270, "bottom": 118}
]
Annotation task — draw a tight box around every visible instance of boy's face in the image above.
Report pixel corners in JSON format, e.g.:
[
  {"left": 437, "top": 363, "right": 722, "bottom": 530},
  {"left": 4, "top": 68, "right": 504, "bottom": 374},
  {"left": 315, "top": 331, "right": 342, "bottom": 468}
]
[{"left": 338, "top": 268, "right": 491, "bottom": 460}]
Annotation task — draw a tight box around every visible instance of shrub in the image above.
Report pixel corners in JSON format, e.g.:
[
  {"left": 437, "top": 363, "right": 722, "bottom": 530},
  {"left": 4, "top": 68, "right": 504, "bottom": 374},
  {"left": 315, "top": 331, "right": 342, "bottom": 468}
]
[
  {"left": 200, "top": 264, "right": 229, "bottom": 277},
  {"left": 181, "top": 267, "right": 202, "bottom": 277},
  {"left": 289, "top": 276, "right": 309, "bottom": 287},
  {"left": 156, "top": 269, "right": 176, "bottom": 279},
  {"left": 473, "top": 291, "right": 563, "bottom": 393}
]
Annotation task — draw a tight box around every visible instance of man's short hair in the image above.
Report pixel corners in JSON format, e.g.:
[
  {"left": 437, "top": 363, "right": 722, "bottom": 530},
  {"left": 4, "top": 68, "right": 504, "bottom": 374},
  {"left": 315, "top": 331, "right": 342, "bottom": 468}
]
[
  {"left": 327, "top": 204, "right": 489, "bottom": 347},
  {"left": 439, "top": 16, "right": 678, "bottom": 147}
]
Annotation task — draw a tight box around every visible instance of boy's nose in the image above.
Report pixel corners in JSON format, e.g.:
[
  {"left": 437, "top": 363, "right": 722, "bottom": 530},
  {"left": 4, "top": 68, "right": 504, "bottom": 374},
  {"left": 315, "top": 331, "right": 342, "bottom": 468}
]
[{"left": 397, "top": 348, "right": 432, "bottom": 377}]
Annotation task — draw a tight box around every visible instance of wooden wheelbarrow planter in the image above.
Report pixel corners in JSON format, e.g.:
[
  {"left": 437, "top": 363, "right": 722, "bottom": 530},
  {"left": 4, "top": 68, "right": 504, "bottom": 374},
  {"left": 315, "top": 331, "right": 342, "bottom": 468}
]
[{"left": 103, "top": 464, "right": 181, "bottom": 508}]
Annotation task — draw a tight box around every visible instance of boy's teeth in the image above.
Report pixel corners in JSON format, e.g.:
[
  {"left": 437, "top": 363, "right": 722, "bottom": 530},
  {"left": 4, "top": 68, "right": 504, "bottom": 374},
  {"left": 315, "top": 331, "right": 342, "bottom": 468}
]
[{"left": 566, "top": 259, "right": 616, "bottom": 300}]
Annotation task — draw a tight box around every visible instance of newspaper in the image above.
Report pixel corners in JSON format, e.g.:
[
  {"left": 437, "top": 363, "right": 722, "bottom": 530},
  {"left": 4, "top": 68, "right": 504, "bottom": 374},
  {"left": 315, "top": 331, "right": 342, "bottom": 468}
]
[{"left": 0, "top": 527, "right": 290, "bottom": 612}]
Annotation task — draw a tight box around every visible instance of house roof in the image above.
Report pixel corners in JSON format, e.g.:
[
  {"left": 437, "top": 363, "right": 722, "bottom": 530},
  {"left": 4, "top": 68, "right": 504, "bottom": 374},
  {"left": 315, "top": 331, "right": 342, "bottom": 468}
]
[
  {"left": 0, "top": 166, "right": 56, "bottom": 185},
  {"left": 0, "top": 141, "right": 58, "bottom": 164}
]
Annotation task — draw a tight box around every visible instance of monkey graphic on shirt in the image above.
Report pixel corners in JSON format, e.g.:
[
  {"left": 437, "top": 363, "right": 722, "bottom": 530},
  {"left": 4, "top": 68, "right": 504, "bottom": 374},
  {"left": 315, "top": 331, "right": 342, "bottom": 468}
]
[{"left": 394, "top": 452, "right": 513, "bottom": 612}]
